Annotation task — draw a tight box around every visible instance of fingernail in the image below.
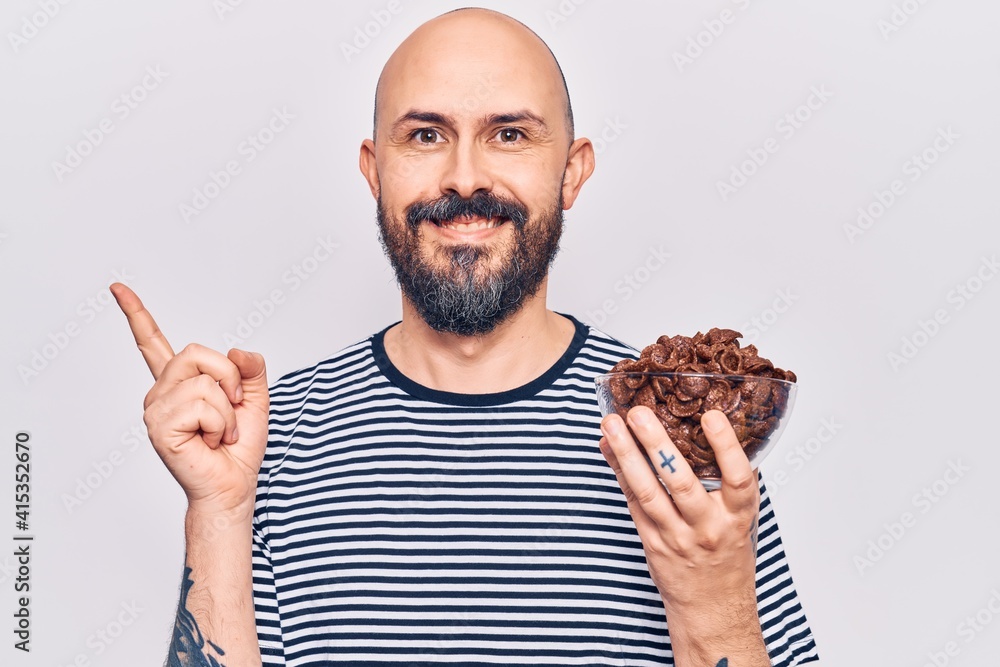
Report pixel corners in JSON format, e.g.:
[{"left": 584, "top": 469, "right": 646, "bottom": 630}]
[
  {"left": 703, "top": 411, "right": 727, "bottom": 434},
  {"left": 231, "top": 427, "right": 239, "bottom": 442},
  {"left": 629, "top": 408, "right": 650, "bottom": 427},
  {"left": 603, "top": 417, "right": 622, "bottom": 437},
  {"left": 235, "top": 386, "right": 244, "bottom": 403}
]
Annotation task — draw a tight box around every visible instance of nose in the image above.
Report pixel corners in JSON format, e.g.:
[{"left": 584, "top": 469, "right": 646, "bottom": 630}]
[{"left": 439, "top": 139, "right": 494, "bottom": 199}]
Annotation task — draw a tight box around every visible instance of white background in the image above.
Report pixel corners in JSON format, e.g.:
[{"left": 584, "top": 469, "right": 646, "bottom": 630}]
[{"left": 2, "top": 1, "right": 998, "bottom": 665}]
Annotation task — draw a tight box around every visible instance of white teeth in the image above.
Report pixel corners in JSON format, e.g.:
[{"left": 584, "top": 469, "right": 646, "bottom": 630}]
[{"left": 439, "top": 218, "right": 502, "bottom": 231}]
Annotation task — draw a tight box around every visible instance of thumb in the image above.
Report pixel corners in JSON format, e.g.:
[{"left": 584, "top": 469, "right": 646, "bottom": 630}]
[{"left": 227, "top": 348, "right": 268, "bottom": 398}]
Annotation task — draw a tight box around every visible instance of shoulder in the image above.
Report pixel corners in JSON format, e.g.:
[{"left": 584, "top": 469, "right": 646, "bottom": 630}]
[
  {"left": 265, "top": 319, "right": 398, "bottom": 413},
  {"left": 268, "top": 335, "right": 374, "bottom": 398},
  {"left": 562, "top": 314, "right": 641, "bottom": 372},
  {"left": 260, "top": 328, "right": 386, "bottom": 475}
]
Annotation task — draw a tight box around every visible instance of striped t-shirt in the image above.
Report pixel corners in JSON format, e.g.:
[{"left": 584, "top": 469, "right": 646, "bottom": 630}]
[{"left": 252, "top": 314, "right": 819, "bottom": 666}]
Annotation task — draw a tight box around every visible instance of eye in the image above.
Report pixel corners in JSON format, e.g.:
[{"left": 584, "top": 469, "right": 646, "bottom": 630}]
[
  {"left": 496, "top": 128, "right": 523, "bottom": 143},
  {"left": 412, "top": 129, "right": 442, "bottom": 144}
]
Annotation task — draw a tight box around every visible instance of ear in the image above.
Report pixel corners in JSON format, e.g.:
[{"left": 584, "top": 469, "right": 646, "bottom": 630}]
[
  {"left": 560, "top": 137, "right": 596, "bottom": 210},
  {"left": 359, "top": 138, "right": 380, "bottom": 200}
]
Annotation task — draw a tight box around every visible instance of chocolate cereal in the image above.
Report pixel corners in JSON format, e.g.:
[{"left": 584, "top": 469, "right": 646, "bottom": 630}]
[{"left": 606, "top": 328, "right": 796, "bottom": 478}]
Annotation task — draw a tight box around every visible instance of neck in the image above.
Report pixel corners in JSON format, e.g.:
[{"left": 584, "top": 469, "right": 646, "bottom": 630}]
[{"left": 382, "top": 280, "right": 577, "bottom": 394}]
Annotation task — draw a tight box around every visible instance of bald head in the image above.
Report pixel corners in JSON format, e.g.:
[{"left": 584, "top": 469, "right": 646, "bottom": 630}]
[{"left": 372, "top": 8, "right": 574, "bottom": 142}]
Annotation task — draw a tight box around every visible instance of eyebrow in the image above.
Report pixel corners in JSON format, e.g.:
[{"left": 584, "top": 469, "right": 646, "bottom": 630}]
[
  {"left": 389, "top": 109, "right": 551, "bottom": 136},
  {"left": 392, "top": 111, "right": 452, "bottom": 131},
  {"left": 483, "top": 111, "right": 549, "bottom": 132}
]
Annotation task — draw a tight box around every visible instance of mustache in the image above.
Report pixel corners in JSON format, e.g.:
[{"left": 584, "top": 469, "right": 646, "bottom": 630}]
[{"left": 405, "top": 191, "right": 529, "bottom": 230}]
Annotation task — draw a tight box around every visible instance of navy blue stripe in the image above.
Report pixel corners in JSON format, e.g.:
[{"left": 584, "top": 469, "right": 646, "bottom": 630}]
[{"left": 252, "top": 324, "right": 817, "bottom": 666}]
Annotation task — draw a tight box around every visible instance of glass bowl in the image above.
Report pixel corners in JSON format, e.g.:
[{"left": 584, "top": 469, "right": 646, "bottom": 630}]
[{"left": 595, "top": 372, "right": 797, "bottom": 490}]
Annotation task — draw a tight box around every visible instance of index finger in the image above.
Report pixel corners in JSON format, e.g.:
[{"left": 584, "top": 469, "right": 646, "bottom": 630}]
[{"left": 110, "top": 282, "right": 175, "bottom": 378}]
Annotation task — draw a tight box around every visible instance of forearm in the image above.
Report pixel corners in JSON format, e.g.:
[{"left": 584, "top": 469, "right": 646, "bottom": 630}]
[
  {"left": 167, "top": 507, "right": 261, "bottom": 667},
  {"left": 665, "top": 584, "right": 770, "bottom": 667}
]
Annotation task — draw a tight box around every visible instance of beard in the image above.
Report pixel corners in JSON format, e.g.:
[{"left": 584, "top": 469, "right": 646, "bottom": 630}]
[{"left": 375, "top": 189, "right": 564, "bottom": 337}]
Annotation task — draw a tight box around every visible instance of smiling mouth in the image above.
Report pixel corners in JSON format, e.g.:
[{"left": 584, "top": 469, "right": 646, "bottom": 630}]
[{"left": 428, "top": 213, "right": 509, "bottom": 231}]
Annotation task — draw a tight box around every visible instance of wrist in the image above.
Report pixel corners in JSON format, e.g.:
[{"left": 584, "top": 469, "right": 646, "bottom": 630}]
[
  {"left": 664, "top": 586, "right": 766, "bottom": 666},
  {"left": 660, "top": 562, "right": 757, "bottom": 614},
  {"left": 185, "top": 503, "right": 254, "bottom": 538},
  {"left": 664, "top": 581, "right": 758, "bottom": 628}
]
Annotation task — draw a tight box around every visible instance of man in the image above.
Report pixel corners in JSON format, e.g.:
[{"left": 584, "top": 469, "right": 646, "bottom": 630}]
[{"left": 113, "top": 8, "right": 818, "bottom": 666}]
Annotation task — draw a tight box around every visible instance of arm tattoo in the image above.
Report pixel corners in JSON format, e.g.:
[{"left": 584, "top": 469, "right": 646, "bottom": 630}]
[
  {"left": 749, "top": 512, "right": 759, "bottom": 554},
  {"left": 716, "top": 659, "right": 729, "bottom": 667},
  {"left": 167, "top": 566, "right": 228, "bottom": 667}
]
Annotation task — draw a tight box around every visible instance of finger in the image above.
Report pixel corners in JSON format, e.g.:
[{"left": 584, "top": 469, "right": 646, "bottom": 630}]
[
  {"left": 155, "top": 374, "right": 239, "bottom": 445},
  {"left": 228, "top": 348, "right": 267, "bottom": 398},
  {"left": 701, "top": 410, "right": 758, "bottom": 512},
  {"left": 111, "top": 283, "right": 175, "bottom": 379},
  {"left": 147, "top": 397, "right": 227, "bottom": 451},
  {"left": 598, "top": 437, "right": 667, "bottom": 538},
  {"left": 624, "top": 406, "right": 715, "bottom": 526},
  {"left": 600, "top": 413, "right": 680, "bottom": 527},
  {"left": 156, "top": 344, "right": 245, "bottom": 406}
]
